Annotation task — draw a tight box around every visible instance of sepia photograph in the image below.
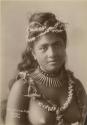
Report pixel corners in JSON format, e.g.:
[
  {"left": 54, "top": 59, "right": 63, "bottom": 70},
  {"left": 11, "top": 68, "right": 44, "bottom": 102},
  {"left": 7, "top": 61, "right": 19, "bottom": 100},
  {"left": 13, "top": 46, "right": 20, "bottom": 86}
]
[{"left": 1, "top": 0, "right": 87, "bottom": 125}]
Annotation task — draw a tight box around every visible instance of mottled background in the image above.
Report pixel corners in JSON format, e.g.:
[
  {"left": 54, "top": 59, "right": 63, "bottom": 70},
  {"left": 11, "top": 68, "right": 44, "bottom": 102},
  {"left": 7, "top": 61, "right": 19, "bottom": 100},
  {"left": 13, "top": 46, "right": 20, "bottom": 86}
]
[{"left": 1, "top": 0, "right": 87, "bottom": 100}]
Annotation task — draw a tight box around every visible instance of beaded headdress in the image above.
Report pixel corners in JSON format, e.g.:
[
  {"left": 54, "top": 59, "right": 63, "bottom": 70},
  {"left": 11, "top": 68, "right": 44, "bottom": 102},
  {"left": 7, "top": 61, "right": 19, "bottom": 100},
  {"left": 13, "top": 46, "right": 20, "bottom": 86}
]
[{"left": 26, "top": 16, "right": 66, "bottom": 44}]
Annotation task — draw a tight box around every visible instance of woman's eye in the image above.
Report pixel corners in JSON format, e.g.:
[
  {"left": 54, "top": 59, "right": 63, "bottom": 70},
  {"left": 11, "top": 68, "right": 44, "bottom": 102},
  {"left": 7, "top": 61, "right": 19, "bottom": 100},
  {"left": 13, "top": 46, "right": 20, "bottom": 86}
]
[
  {"left": 54, "top": 43, "right": 64, "bottom": 48},
  {"left": 39, "top": 46, "right": 47, "bottom": 52},
  {"left": 54, "top": 44, "right": 60, "bottom": 48}
]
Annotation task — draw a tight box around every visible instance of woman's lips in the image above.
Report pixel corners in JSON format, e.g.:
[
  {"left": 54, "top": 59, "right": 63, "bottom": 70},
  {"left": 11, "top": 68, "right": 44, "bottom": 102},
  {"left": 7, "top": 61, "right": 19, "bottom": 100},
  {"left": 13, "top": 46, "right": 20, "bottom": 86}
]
[{"left": 48, "top": 60, "right": 58, "bottom": 64}]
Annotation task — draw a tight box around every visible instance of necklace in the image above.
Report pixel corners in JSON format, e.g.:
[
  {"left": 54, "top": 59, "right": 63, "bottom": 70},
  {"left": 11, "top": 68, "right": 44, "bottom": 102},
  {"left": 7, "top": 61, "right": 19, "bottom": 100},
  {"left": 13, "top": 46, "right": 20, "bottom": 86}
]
[
  {"left": 39, "top": 67, "right": 61, "bottom": 77},
  {"left": 38, "top": 74, "right": 74, "bottom": 125},
  {"left": 30, "top": 67, "right": 67, "bottom": 88}
]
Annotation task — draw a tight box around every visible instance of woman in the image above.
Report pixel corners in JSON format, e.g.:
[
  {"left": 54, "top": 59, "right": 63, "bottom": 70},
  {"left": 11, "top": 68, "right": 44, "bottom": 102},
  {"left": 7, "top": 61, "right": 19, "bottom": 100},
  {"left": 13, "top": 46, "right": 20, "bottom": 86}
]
[{"left": 6, "top": 12, "right": 87, "bottom": 125}]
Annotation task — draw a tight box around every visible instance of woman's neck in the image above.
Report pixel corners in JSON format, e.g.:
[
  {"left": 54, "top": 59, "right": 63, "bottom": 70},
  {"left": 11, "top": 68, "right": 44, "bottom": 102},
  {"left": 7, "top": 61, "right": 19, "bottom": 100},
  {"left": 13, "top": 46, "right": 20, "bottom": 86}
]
[{"left": 38, "top": 65, "right": 66, "bottom": 78}]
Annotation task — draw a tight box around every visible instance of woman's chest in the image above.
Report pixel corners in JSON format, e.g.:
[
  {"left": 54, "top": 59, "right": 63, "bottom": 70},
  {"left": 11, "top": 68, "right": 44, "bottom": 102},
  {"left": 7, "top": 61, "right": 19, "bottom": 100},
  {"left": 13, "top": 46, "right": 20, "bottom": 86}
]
[
  {"left": 28, "top": 98, "right": 81, "bottom": 125},
  {"left": 28, "top": 86, "right": 81, "bottom": 125},
  {"left": 36, "top": 84, "right": 68, "bottom": 105}
]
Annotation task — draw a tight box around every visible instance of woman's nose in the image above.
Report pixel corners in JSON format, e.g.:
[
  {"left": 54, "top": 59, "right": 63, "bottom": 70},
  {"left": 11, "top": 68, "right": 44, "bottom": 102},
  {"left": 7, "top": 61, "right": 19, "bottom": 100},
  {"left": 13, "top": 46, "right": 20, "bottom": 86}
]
[{"left": 47, "top": 47, "right": 56, "bottom": 57}]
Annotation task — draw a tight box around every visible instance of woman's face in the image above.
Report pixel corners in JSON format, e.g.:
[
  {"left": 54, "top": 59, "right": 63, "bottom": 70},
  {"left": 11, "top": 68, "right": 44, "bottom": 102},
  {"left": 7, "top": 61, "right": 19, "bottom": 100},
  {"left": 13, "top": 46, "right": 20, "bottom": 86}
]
[{"left": 32, "top": 32, "right": 66, "bottom": 73}]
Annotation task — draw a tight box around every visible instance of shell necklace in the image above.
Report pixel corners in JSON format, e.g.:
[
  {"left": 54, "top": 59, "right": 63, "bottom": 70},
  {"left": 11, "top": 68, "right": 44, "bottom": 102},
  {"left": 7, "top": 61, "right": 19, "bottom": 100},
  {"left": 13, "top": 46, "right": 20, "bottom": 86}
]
[{"left": 38, "top": 74, "right": 74, "bottom": 125}]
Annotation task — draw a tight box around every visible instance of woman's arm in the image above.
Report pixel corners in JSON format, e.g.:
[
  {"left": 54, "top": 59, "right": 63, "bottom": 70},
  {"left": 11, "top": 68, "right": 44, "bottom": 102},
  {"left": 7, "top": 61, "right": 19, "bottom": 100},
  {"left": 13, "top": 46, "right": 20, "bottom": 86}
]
[{"left": 6, "top": 79, "right": 30, "bottom": 125}]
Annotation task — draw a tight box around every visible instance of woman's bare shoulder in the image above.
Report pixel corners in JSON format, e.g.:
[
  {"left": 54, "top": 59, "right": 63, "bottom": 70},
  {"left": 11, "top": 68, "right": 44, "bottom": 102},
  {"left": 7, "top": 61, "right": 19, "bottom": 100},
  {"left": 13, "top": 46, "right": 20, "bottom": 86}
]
[
  {"left": 7, "top": 71, "right": 30, "bottom": 109},
  {"left": 10, "top": 79, "right": 28, "bottom": 95}
]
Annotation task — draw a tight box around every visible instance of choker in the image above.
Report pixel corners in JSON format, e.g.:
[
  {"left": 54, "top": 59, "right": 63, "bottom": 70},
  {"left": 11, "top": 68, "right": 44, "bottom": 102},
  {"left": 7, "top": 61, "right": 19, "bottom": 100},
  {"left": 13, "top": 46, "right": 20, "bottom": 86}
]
[
  {"left": 30, "top": 67, "right": 68, "bottom": 88},
  {"left": 39, "top": 67, "right": 62, "bottom": 77}
]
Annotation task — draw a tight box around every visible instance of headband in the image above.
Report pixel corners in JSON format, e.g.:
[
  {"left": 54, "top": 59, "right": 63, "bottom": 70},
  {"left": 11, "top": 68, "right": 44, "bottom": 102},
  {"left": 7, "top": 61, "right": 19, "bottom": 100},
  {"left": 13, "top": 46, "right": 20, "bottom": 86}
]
[{"left": 26, "top": 20, "right": 66, "bottom": 43}]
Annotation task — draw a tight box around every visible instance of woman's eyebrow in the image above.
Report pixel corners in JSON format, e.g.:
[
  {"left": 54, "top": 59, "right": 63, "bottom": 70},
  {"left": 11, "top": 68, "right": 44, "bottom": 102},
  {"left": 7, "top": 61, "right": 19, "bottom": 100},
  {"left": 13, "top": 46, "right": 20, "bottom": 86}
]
[
  {"left": 39, "top": 43, "right": 48, "bottom": 47},
  {"left": 51, "top": 41, "right": 59, "bottom": 45},
  {"left": 38, "top": 40, "right": 61, "bottom": 47}
]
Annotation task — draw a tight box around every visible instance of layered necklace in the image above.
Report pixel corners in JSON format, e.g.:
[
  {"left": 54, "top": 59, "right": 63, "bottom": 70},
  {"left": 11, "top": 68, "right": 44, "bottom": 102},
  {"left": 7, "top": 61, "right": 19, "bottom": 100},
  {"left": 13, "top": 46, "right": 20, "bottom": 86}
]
[{"left": 29, "top": 67, "right": 74, "bottom": 125}]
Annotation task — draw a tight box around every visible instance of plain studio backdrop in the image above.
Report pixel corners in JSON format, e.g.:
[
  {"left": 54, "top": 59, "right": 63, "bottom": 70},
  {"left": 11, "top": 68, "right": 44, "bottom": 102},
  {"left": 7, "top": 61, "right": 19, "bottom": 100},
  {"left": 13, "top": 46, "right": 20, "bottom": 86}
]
[{"left": 1, "top": 0, "right": 87, "bottom": 100}]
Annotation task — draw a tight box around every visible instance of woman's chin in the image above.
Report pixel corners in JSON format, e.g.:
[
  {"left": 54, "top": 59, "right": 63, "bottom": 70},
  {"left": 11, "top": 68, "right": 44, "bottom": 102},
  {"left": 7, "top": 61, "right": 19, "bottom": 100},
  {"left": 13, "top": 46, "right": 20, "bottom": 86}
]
[
  {"left": 45, "top": 65, "right": 61, "bottom": 73},
  {"left": 40, "top": 62, "right": 64, "bottom": 73}
]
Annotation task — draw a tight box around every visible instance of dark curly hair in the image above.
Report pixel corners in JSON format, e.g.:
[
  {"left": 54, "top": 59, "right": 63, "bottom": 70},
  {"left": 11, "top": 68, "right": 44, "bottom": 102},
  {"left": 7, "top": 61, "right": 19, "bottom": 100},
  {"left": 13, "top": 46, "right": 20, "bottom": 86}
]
[{"left": 17, "top": 12, "right": 67, "bottom": 72}]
